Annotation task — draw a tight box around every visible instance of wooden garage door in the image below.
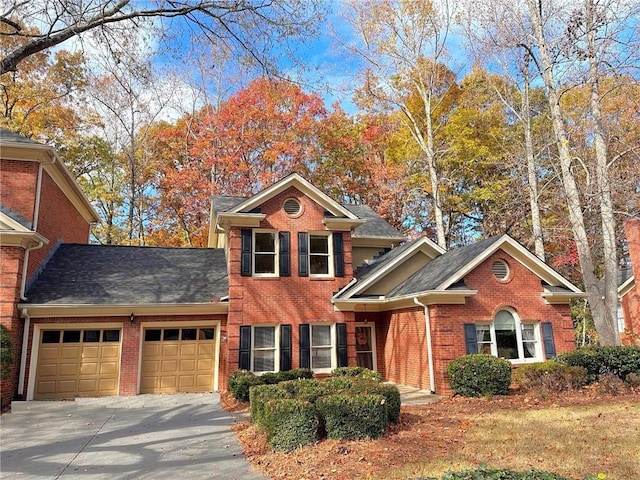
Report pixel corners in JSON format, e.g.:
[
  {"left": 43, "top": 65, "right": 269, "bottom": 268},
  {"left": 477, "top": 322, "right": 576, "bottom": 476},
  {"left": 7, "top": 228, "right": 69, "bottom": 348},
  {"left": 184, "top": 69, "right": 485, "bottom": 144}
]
[
  {"left": 35, "top": 328, "right": 121, "bottom": 400},
  {"left": 141, "top": 327, "right": 215, "bottom": 394}
]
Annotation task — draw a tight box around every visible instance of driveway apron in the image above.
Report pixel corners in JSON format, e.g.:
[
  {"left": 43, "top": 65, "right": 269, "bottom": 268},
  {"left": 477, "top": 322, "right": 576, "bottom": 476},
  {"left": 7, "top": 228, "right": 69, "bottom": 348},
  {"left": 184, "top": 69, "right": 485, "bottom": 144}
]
[{"left": 0, "top": 394, "right": 267, "bottom": 480}]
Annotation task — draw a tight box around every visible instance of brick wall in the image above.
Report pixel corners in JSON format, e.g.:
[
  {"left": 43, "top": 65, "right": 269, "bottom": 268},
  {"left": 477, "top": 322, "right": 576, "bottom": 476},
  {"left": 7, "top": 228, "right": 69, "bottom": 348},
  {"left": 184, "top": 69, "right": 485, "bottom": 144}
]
[
  {"left": 0, "top": 159, "right": 38, "bottom": 225},
  {"left": 376, "top": 250, "right": 576, "bottom": 394},
  {"left": 226, "top": 187, "right": 356, "bottom": 380},
  {"left": 622, "top": 219, "right": 640, "bottom": 343},
  {"left": 27, "top": 170, "right": 91, "bottom": 280},
  {"left": 24, "top": 314, "right": 227, "bottom": 397},
  {"left": 0, "top": 247, "right": 25, "bottom": 407}
]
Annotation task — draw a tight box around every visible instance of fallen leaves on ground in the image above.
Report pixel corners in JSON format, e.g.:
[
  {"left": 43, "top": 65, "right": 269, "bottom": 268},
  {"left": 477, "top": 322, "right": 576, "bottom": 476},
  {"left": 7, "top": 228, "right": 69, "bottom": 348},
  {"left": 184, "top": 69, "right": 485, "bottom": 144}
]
[{"left": 225, "top": 386, "right": 639, "bottom": 480}]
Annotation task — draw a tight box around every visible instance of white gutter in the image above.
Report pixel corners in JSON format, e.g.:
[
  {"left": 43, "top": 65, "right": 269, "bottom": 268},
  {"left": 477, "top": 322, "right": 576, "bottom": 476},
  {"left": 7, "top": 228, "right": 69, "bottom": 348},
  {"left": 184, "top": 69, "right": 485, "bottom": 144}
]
[
  {"left": 414, "top": 297, "right": 435, "bottom": 394},
  {"left": 19, "top": 239, "right": 44, "bottom": 300},
  {"left": 18, "top": 308, "right": 30, "bottom": 396}
]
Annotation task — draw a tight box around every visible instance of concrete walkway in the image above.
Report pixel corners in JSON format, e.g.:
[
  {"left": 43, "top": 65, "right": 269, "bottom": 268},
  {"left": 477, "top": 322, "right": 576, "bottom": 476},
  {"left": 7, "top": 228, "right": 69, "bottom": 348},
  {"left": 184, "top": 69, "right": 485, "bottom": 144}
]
[
  {"left": 395, "top": 384, "right": 442, "bottom": 405},
  {"left": 0, "top": 394, "right": 267, "bottom": 480}
]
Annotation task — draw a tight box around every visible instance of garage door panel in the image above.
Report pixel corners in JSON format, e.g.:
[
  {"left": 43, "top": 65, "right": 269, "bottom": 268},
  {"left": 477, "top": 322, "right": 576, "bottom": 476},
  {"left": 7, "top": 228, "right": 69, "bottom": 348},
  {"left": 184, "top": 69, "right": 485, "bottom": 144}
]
[
  {"left": 141, "top": 326, "right": 215, "bottom": 394},
  {"left": 35, "top": 328, "right": 121, "bottom": 400}
]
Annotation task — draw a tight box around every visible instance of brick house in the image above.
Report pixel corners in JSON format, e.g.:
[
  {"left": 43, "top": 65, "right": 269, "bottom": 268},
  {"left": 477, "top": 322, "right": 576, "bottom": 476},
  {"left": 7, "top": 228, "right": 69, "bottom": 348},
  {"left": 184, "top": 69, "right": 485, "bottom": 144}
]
[
  {"left": 2, "top": 130, "right": 586, "bottom": 405},
  {"left": 619, "top": 218, "right": 640, "bottom": 343}
]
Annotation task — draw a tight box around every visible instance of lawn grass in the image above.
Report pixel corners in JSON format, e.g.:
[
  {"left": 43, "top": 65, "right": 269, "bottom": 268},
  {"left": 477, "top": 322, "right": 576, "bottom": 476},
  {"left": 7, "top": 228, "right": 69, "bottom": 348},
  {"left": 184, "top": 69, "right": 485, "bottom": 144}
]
[{"left": 382, "top": 401, "right": 640, "bottom": 480}]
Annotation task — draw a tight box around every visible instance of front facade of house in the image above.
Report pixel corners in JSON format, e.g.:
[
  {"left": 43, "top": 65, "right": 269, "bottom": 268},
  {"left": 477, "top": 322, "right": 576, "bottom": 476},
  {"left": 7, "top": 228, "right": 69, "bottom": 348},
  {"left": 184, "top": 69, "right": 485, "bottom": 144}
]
[
  {"left": 619, "top": 218, "right": 640, "bottom": 343},
  {"left": 1, "top": 131, "right": 586, "bottom": 406}
]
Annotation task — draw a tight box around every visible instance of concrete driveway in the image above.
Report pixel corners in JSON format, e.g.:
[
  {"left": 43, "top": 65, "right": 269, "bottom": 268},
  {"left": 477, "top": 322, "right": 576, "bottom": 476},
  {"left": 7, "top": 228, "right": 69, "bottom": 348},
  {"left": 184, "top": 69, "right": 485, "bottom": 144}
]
[{"left": 0, "top": 394, "right": 267, "bottom": 480}]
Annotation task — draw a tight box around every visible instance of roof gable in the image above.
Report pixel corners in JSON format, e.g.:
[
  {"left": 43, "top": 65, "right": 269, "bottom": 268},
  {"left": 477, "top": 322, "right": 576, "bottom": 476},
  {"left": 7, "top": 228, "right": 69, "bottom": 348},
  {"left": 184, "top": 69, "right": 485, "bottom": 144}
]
[{"left": 228, "top": 173, "right": 358, "bottom": 219}]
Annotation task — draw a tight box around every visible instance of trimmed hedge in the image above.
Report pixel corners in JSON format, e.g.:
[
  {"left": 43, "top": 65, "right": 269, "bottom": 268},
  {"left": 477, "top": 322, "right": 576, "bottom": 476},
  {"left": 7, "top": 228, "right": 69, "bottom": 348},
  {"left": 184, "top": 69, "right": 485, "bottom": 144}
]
[
  {"left": 555, "top": 345, "right": 640, "bottom": 382},
  {"left": 323, "top": 377, "right": 401, "bottom": 423},
  {"left": 332, "top": 366, "right": 383, "bottom": 382},
  {"left": 262, "top": 398, "right": 319, "bottom": 451},
  {"left": 0, "top": 325, "right": 12, "bottom": 380},
  {"left": 250, "top": 383, "right": 289, "bottom": 428},
  {"left": 228, "top": 368, "right": 314, "bottom": 402},
  {"left": 447, "top": 354, "right": 512, "bottom": 397},
  {"left": 316, "top": 393, "right": 388, "bottom": 440},
  {"left": 417, "top": 466, "right": 575, "bottom": 479},
  {"left": 514, "top": 361, "right": 588, "bottom": 393}
]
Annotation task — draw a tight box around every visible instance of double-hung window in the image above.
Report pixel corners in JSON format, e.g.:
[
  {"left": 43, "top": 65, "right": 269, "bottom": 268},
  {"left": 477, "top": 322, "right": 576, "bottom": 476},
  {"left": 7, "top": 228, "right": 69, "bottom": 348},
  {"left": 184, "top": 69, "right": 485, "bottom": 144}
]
[
  {"left": 309, "top": 233, "right": 332, "bottom": 276},
  {"left": 253, "top": 230, "right": 277, "bottom": 276},
  {"left": 310, "top": 324, "right": 334, "bottom": 371},
  {"left": 252, "top": 325, "right": 278, "bottom": 373},
  {"left": 476, "top": 310, "right": 541, "bottom": 362}
]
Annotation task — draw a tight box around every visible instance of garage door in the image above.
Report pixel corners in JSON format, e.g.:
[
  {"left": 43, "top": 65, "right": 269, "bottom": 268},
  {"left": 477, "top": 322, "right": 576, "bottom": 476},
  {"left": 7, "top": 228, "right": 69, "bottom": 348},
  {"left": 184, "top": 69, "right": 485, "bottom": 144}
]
[
  {"left": 35, "top": 328, "right": 121, "bottom": 400},
  {"left": 141, "top": 326, "right": 216, "bottom": 394}
]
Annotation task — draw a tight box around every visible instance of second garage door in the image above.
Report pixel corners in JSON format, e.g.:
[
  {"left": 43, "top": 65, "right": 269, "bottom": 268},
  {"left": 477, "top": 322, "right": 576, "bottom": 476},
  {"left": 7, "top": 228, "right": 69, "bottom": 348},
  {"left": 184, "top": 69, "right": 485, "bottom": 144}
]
[{"left": 141, "top": 326, "right": 216, "bottom": 394}]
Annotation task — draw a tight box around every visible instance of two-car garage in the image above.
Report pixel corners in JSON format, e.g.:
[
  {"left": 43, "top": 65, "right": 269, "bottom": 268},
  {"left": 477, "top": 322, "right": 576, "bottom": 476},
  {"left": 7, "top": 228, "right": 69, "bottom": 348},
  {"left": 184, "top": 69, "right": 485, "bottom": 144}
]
[{"left": 30, "top": 322, "right": 219, "bottom": 400}]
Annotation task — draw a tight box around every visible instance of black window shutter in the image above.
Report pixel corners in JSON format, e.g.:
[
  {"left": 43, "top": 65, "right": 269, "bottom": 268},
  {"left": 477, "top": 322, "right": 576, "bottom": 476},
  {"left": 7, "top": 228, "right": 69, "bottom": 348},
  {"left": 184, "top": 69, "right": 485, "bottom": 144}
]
[
  {"left": 541, "top": 322, "right": 556, "bottom": 359},
  {"left": 298, "top": 232, "right": 309, "bottom": 277},
  {"left": 280, "top": 324, "right": 292, "bottom": 371},
  {"left": 299, "top": 324, "right": 310, "bottom": 368},
  {"left": 336, "top": 322, "right": 348, "bottom": 367},
  {"left": 333, "top": 232, "right": 345, "bottom": 277},
  {"left": 279, "top": 232, "right": 291, "bottom": 277},
  {"left": 464, "top": 323, "right": 478, "bottom": 354},
  {"left": 239, "top": 326, "right": 251, "bottom": 370},
  {"left": 241, "top": 229, "right": 252, "bottom": 277}
]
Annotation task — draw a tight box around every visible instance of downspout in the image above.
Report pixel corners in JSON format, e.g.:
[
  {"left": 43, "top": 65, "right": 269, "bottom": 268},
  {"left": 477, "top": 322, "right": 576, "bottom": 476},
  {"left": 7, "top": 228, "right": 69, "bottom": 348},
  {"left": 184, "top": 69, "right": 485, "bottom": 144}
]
[
  {"left": 19, "top": 241, "right": 44, "bottom": 300},
  {"left": 414, "top": 297, "right": 435, "bottom": 394},
  {"left": 18, "top": 308, "right": 30, "bottom": 396}
]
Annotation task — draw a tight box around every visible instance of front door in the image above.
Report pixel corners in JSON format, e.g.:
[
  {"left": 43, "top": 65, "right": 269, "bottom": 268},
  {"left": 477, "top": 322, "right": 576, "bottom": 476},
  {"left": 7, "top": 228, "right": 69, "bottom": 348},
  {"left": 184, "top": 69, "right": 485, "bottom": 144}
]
[{"left": 355, "top": 324, "right": 376, "bottom": 370}]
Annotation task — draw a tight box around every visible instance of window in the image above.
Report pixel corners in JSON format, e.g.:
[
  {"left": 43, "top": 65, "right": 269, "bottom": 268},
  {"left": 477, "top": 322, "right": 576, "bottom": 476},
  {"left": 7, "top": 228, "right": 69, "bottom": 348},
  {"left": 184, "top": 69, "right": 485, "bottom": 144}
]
[
  {"left": 310, "top": 324, "right": 334, "bottom": 371},
  {"left": 309, "top": 234, "right": 332, "bottom": 276},
  {"left": 252, "top": 326, "right": 278, "bottom": 373},
  {"left": 476, "top": 310, "right": 541, "bottom": 363},
  {"left": 617, "top": 304, "right": 626, "bottom": 333},
  {"left": 254, "top": 230, "right": 277, "bottom": 275}
]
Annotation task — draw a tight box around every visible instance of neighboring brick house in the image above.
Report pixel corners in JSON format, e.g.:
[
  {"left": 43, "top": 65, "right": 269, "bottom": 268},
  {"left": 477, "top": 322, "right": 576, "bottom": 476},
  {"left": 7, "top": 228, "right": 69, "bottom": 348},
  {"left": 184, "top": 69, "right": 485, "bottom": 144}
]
[
  {"left": 2, "top": 131, "right": 587, "bottom": 405},
  {"left": 619, "top": 218, "right": 640, "bottom": 343}
]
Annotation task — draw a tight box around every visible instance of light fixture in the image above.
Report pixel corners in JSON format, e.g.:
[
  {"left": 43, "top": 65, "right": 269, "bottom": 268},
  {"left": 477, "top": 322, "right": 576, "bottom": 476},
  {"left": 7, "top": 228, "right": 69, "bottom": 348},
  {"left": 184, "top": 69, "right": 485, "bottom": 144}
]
[{"left": 130, "top": 312, "right": 135, "bottom": 324}]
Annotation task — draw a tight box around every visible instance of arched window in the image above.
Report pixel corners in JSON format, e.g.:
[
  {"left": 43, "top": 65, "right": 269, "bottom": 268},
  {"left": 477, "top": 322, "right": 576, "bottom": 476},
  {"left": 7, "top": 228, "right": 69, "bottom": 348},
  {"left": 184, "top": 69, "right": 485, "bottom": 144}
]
[{"left": 475, "top": 309, "right": 541, "bottom": 362}]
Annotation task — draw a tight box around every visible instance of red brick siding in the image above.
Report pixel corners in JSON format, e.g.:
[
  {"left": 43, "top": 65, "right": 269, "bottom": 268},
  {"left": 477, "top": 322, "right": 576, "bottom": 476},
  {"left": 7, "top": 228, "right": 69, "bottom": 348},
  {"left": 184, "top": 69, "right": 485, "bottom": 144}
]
[
  {"left": 0, "top": 247, "right": 25, "bottom": 406},
  {"left": 27, "top": 171, "right": 91, "bottom": 280},
  {"left": 24, "top": 314, "right": 227, "bottom": 397},
  {"left": 226, "top": 187, "right": 355, "bottom": 383},
  {"left": 622, "top": 219, "right": 640, "bottom": 343},
  {"left": 377, "top": 250, "right": 576, "bottom": 394},
  {"left": 0, "top": 159, "right": 38, "bottom": 225}
]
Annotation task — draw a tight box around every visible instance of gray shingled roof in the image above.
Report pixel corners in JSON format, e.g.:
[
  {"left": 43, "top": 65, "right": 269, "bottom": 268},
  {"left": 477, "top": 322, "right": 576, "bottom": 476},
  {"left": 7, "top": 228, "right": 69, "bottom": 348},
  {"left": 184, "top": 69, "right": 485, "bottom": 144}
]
[
  {"left": 388, "top": 236, "right": 503, "bottom": 297},
  {"left": 343, "top": 204, "right": 404, "bottom": 240},
  {"left": 212, "top": 195, "right": 246, "bottom": 213},
  {"left": 619, "top": 267, "right": 634, "bottom": 287},
  {"left": 0, "top": 203, "right": 32, "bottom": 229},
  {"left": 25, "top": 244, "right": 228, "bottom": 305},
  {"left": 0, "top": 128, "right": 46, "bottom": 146}
]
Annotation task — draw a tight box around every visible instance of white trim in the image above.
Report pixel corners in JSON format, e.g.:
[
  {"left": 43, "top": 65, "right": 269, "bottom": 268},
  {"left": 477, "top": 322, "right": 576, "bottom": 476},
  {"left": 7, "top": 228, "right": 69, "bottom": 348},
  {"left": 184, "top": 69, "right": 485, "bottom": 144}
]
[
  {"left": 355, "top": 323, "right": 377, "bottom": 372},
  {"left": 0, "top": 211, "right": 32, "bottom": 232},
  {"left": 477, "top": 309, "right": 543, "bottom": 364},
  {"left": 618, "top": 275, "right": 635, "bottom": 298},
  {"left": 228, "top": 173, "right": 359, "bottom": 220},
  {"left": 253, "top": 229, "right": 279, "bottom": 277},
  {"left": 251, "top": 324, "right": 280, "bottom": 374},
  {"left": 18, "top": 303, "right": 229, "bottom": 318},
  {"left": 309, "top": 323, "right": 336, "bottom": 374},
  {"left": 333, "top": 290, "right": 477, "bottom": 312},
  {"left": 27, "top": 322, "right": 124, "bottom": 401},
  {"left": 308, "top": 232, "right": 333, "bottom": 278}
]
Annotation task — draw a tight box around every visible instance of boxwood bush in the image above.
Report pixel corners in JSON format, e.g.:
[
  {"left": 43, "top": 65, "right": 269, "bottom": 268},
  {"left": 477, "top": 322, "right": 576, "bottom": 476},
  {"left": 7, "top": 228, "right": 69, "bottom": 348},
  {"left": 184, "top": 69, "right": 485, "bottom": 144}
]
[
  {"left": 316, "top": 393, "right": 388, "bottom": 440},
  {"left": 514, "top": 361, "right": 588, "bottom": 393},
  {"left": 262, "top": 398, "right": 319, "bottom": 451},
  {"left": 555, "top": 345, "right": 640, "bottom": 382},
  {"left": 227, "top": 370, "right": 263, "bottom": 402},
  {"left": 249, "top": 383, "right": 289, "bottom": 428},
  {"left": 332, "top": 366, "right": 383, "bottom": 382},
  {"left": 447, "top": 354, "right": 512, "bottom": 397}
]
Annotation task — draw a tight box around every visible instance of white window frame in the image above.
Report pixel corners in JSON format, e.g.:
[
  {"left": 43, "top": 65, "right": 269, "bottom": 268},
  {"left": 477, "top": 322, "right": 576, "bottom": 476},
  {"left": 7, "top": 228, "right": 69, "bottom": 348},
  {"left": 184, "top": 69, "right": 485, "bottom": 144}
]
[
  {"left": 617, "top": 304, "right": 625, "bottom": 333},
  {"left": 355, "top": 323, "right": 377, "bottom": 371},
  {"left": 253, "top": 229, "right": 278, "bottom": 277},
  {"left": 310, "top": 323, "right": 336, "bottom": 373},
  {"left": 251, "top": 325, "right": 279, "bottom": 374},
  {"left": 476, "top": 309, "right": 543, "bottom": 364},
  {"left": 308, "top": 232, "right": 333, "bottom": 278}
]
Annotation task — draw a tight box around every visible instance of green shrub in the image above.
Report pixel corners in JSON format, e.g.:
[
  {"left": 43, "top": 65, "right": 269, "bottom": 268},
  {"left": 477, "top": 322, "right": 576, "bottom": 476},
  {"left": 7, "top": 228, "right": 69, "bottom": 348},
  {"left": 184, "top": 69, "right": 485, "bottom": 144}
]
[
  {"left": 278, "top": 378, "right": 327, "bottom": 403},
  {"left": 514, "top": 362, "right": 588, "bottom": 394},
  {"left": 316, "top": 393, "right": 388, "bottom": 440},
  {"left": 555, "top": 345, "right": 640, "bottom": 382},
  {"left": 228, "top": 370, "right": 264, "bottom": 402},
  {"left": 446, "top": 354, "right": 512, "bottom": 397},
  {"left": 332, "top": 366, "right": 383, "bottom": 382},
  {"left": 249, "top": 383, "right": 289, "bottom": 428},
  {"left": 0, "top": 325, "right": 13, "bottom": 380},
  {"left": 262, "top": 398, "right": 319, "bottom": 451},
  {"left": 416, "top": 466, "right": 575, "bottom": 479}
]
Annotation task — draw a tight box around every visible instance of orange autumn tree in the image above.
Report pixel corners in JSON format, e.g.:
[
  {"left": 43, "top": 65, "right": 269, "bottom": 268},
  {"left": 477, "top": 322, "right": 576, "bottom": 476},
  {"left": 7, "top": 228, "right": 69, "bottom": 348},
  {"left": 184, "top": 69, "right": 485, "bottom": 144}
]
[{"left": 151, "top": 77, "right": 328, "bottom": 246}]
